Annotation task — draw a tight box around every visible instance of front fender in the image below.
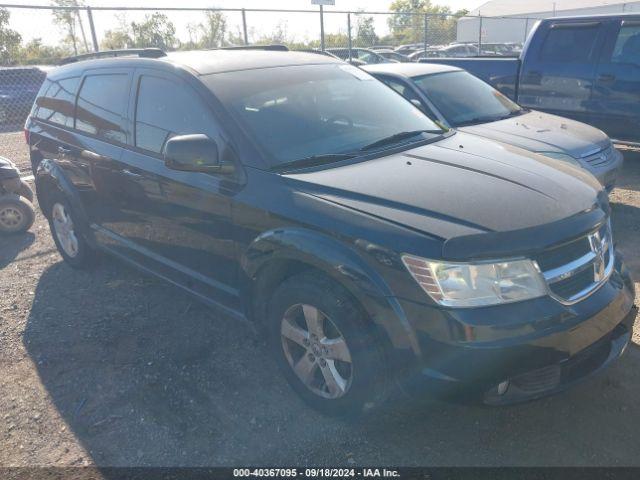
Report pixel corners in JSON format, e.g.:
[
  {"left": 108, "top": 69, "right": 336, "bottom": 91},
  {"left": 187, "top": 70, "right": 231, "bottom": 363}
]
[{"left": 242, "top": 227, "right": 421, "bottom": 355}]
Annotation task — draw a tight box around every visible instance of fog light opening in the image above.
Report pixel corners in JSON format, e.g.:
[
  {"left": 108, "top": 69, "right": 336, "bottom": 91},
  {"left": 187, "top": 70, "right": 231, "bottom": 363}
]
[{"left": 497, "top": 380, "right": 510, "bottom": 396}]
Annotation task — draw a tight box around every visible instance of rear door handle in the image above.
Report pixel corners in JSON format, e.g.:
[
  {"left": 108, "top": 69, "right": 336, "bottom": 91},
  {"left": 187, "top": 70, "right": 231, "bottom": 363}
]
[
  {"left": 122, "top": 169, "right": 143, "bottom": 179},
  {"left": 57, "top": 146, "right": 72, "bottom": 156},
  {"left": 597, "top": 74, "right": 616, "bottom": 83}
]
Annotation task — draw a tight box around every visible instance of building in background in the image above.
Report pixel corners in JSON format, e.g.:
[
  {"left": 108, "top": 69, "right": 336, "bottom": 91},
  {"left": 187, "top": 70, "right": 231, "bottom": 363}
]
[{"left": 457, "top": 0, "right": 640, "bottom": 45}]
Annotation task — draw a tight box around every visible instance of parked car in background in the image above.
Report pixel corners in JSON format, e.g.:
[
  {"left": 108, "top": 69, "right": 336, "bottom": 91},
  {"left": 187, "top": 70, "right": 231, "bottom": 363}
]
[
  {"left": 365, "top": 63, "right": 623, "bottom": 191},
  {"left": 410, "top": 43, "right": 480, "bottom": 61},
  {"left": 27, "top": 47, "right": 636, "bottom": 415},
  {"left": 375, "top": 49, "right": 411, "bottom": 62},
  {"left": 326, "top": 47, "right": 393, "bottom": 64},
  {"left": 408, "top": 47, "right": 445, "bottom": 62},
  {"left": 420, "top": 14, "right": 640, "bottom": 143},
  {"left": 0, "top": 67, "right": 48, "bottom": 129},
  {"left": 479, "top": 42, "right": 522, "bottom": 56},
  {"left": 394, "top": 43, "right": 423, "bottom": 56},
  {"left": 298, "top": 48, "right": 367, "bottom": 66}
]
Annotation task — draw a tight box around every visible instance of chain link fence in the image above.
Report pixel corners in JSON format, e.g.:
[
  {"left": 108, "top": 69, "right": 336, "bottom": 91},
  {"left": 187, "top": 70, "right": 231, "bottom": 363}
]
[{"left": 0, "top": 4, "right": 537, "bottom": 131}]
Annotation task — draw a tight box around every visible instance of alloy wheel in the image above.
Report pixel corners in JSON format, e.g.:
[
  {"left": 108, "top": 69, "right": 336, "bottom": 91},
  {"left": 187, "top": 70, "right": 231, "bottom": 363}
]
[
  {"left": 280, "top": 303, "right": 353, "bottom": 399},
  {"left": 51, "top": 202, "right": 79, "bottom": 258}
]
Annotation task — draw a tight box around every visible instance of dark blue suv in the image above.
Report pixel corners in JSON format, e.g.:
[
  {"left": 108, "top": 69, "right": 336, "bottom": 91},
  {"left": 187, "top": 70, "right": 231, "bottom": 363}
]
[{"left": 26, "top": 48, "right": 636, "bottom": 415}]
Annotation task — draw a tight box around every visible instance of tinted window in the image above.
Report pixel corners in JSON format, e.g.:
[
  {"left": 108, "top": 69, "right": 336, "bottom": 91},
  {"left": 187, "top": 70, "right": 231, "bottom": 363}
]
[
  {"left": 612, "top": 24, "right": 640, "bottom": 65},
  {"left": 207, "top": 64, "right": 443, "bottom": 167},
  {"left": 34, "top": 77, "right": 80, "bottom": 128},
  {"left": 76, "top": 74, "right": 129, "bottom": 143},
  {"left": 380, "top": 77, "right": 435, "bottom": 117},
  {"left": 539, "top": 25, "right": 600, "bottom": 63},
  {"left": 413, "top": 71, "right": 521, "bottom": 126},
  {"left": 135, "top": 75, "right": 215, "bottom": 155}
]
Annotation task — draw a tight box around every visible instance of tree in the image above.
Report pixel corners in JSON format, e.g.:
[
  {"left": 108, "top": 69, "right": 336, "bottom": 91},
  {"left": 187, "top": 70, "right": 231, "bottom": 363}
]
[
  {"left": 100, "top": 14, "right": 131, "bottom": 50},
  {"left": 130, "top": 13, "right": 177, "bottom": 50},
  {"left": 256, "top": 20, "right": 290, "bottom": 45},
  {"left": 18, "top": 38, "right": 69, "bottom": 64},
  {"left": 198, "top": 11, "right": 227, "bottom": 48},
  {"left": 355, "top": 14, "right": 378, "bottom": 47},
  {"left": 388, "top": 0, "right": 454, "bottom": 44},
  {"left": 51, "top": 0, "right": 89, "bottom": 55},
  {"left": 0, "top": 8, "right": 22, "bottom": 65}
]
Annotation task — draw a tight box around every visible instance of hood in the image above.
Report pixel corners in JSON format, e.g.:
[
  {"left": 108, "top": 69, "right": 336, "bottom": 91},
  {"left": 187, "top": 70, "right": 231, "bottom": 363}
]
[
  {"left": 459, "top": 111, "right": 610, "bottom": 158},
  {"left": 284, "top": 132, "right": 603, "bottom": 242}
]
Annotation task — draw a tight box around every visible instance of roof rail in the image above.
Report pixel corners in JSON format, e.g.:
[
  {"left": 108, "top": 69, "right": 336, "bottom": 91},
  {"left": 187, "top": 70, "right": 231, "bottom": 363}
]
[
  {"left": 219, "top": 45, "right": 289, "bottom": 52},
  {"left": 59, "top": 48, "right": 167, "bottom": 65}
]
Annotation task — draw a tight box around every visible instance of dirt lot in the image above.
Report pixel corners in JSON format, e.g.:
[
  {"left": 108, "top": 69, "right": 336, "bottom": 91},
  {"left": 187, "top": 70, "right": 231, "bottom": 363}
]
[{"left": 1, "top": 131, "right": 639, "bottom": 468}]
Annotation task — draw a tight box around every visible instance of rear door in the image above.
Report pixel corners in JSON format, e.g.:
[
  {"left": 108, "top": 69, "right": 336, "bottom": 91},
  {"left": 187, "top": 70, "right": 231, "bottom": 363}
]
[
  {"left": 590, "top": 18, "right": 640, "bottom": 141},
  {"left": 518, "top": 20, "right": 606, "bottom": 124},
  {"left": 72, "top": 68, "right": 134, "bottom": 229}
]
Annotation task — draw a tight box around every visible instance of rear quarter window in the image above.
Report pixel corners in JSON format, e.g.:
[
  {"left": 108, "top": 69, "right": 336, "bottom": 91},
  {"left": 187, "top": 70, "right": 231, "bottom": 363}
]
[{"left": 34, "top": 76, "right": 80, "bottom": 128}]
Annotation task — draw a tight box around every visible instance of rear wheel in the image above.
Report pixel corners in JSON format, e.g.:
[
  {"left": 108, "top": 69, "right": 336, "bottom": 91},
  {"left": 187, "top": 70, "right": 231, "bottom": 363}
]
[
  {"left": 0, "top": 194, "right": 34, "bottom": 234},
  {"left": 47, "top": 193, "right": 97, "bottom": 268},
  {"left": 268, "top": 271, "right": 385, "bottom": 416}
]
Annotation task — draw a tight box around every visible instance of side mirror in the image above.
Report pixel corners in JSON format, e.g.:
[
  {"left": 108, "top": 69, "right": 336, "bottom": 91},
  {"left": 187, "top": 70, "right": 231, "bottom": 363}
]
[{"left": 163, "top": 134, "right": 234, "bottom": 174}]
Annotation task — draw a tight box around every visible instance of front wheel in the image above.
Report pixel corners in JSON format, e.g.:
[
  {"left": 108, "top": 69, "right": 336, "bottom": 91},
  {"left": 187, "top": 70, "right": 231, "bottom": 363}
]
[{"left": 268, "top": 272, "right": 386, "bottom": 416}]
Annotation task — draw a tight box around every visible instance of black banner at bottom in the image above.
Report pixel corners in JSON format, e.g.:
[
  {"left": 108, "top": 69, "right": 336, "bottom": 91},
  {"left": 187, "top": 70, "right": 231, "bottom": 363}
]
[{"left": 2, "top": 467, "right": 640, "bottom": 480}]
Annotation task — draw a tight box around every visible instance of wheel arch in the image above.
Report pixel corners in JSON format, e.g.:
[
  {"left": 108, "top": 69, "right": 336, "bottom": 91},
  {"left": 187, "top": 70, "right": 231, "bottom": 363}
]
[
  {"left": 35, "top": 159, "right": 94, "bottom": 243},
  {"left": 242, "top": 227, "right": 421, "bottom": 355}
]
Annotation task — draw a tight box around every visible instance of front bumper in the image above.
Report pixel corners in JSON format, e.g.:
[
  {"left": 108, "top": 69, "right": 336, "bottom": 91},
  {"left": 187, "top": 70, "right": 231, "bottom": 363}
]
[
  {"left": 484, "top": 307, "right": 634, "bottom": 405},
  {"left": 397, "top": 256, "right": 636, "bottom": 405}
]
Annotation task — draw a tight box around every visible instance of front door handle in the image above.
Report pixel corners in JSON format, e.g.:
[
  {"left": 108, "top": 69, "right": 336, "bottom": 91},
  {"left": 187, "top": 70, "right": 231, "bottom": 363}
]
[{"left": 122, "top": 169, "right": 143, "bottom": 179}]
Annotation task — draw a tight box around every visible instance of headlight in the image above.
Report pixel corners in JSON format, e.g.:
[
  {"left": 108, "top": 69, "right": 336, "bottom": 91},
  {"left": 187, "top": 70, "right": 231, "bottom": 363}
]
[
  {"left": 402, "top": 255, "right": 547, "bottom": 307},
  {"left": 537, "top": 151, "right": 581, "bottom": 167}
]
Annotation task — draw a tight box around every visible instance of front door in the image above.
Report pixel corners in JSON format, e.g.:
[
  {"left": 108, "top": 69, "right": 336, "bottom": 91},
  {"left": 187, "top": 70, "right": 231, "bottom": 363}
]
[
  {"left": 590, "top": 18, "right": 640, "bottom": 141},
  {"left": 116, "top": 69, "right": 240, "bottom": 309}
]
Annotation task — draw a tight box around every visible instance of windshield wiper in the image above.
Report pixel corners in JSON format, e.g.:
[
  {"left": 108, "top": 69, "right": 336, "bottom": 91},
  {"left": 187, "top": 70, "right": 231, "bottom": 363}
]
[
  {"left": 455, "top": 116, "right": 500, "bottom": 126},
  {"left": 457, "top": 110, "right": 525, "bottom": 126},
  {"left": 359, "top": 129, "right": 442, "bottom": 152},
  {"left": 275, "top": 153, "right": 358, "bottom": 171}
]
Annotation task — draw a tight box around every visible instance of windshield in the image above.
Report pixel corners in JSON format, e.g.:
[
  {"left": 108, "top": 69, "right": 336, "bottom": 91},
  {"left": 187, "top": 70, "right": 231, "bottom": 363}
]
[
  {"left": 206, "top": 63, "right": 443, "bottom": 167},
  {"left": 413, "top": 71, "right": 521, "bottom": 126}
]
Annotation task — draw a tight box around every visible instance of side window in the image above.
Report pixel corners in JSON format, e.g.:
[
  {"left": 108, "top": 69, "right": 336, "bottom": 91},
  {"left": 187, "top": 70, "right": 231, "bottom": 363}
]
[
  {"left": 380, "top": 77, "right": 435, "bottom": 118},
  {"left": 611, "top": 24, "right": 640, "bottom": 65},
  {"left": 134, "top": 75, "right": 215, "bottom": 155},
  {"left": 75, "top": 73, "right": 129, "bottom": 143},
  {"left": 539, "top": 24, "right": 600, "bottom": 63},
  {"left": 34, "top": 76, "right": 80, "bottom": 128}
]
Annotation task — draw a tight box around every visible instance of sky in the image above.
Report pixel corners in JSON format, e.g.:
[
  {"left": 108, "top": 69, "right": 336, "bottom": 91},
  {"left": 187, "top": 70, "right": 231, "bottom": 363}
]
[{"left": 4, "top": 0, "right": 488, "bottom": 46}]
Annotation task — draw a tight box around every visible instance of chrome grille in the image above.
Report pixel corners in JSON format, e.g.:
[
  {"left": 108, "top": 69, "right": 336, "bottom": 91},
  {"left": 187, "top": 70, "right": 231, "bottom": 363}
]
[
  {"left": 582, "top": 146, "right": 616, "bottom": 167},
  {"left": 534, "top": 221, "right": 614, "bottom": 304}
]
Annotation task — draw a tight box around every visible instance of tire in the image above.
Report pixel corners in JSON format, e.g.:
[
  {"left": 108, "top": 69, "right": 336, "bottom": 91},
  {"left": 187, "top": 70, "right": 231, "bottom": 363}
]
[
  {"left": 0, "top": 194, "right": 35, "bottom": 234},
  {"left": 268, "top": 271, "right": 386, "bottom": 416},
  {"left": 46, "top": 192, "right": 98, "bottom": 269},
  {"left": 18, "top": 180, "right": 34, "bottom": 203}
]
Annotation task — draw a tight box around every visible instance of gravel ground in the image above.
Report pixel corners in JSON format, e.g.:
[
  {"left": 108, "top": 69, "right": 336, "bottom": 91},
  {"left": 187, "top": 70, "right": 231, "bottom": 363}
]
[{"left": 1, "top": 132, "right": 639, "bottom": 468}]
